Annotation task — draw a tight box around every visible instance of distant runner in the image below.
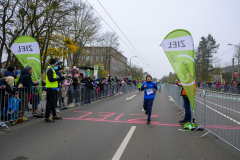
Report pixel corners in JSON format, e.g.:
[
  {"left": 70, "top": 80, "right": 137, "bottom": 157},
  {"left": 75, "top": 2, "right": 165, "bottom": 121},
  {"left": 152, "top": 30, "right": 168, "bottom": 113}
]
[
  {"left": 137, "top": 82, "right": 142, "bottom": 93},
  {"left": 141, "top": 75, "right": 157, "bottom": 125},
  {"left": 158, "top": 80, "right": 162, "bottom": 92}
]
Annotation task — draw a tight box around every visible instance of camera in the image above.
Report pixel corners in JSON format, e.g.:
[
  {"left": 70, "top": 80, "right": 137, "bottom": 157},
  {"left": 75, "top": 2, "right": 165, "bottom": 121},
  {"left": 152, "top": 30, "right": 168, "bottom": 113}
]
[
  {"left": 63, "top": 67, "right": 71, "bottom": 81},
  {"left": 53, "top": 57, "right": 63, "bottom": 70}
]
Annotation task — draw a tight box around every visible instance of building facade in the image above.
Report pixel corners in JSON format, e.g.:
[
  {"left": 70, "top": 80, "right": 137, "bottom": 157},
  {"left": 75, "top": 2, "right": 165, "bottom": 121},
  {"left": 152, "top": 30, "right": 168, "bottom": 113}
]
[{"left": 67, "top": 47, "right": 128, "bottom": 77}]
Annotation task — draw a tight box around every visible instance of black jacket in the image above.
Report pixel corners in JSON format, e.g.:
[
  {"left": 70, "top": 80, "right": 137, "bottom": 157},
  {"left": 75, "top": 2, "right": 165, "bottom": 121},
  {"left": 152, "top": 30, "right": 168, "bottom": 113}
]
[
  {"left": 5, "top": 83, "right": 19, "bottom": 95},
  {"left": 85, "top": 78, "right": 93, "bottom": 89},
  {"left": 72, "top": 77, "right": 79, "bottom": 88},
  {"left": 98, "top": 81, "right": 104, "bottom": 90},
  {"left": 18, "top": 69, "right": 38, "bottom": 89},
  {"left": 46, "top": 67, "right": 64, "bottom": 83}
]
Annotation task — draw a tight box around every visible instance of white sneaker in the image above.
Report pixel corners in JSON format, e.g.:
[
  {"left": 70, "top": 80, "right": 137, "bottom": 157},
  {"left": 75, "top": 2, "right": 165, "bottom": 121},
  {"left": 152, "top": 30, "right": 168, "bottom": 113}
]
[
  {"left": 55, "top": 109, "right": 61, "bottom": 113},
  {"left": 142, "top": 109, "right": 145, "bottom": 111},
  {"left": 68, "top": 103, "right": 74, "bottom": 108}
]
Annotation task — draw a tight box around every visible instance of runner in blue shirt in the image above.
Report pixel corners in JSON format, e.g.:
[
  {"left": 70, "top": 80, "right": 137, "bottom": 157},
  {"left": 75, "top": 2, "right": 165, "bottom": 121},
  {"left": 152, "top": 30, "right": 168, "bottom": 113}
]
[{"left": 141, "top": 75, "right": 157, "bottom": 125}]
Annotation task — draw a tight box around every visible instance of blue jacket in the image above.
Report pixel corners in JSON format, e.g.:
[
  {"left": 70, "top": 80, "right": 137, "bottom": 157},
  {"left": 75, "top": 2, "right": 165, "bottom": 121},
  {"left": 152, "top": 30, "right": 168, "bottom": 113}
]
[
  {"left": 4, "top": 70, "right": 14, "bottom": 77},
  {"left": 8, "top": 97, "right": 21, "bottom": 112},
  {"left": 141, "top": 81, "right": 157, "bottom": 100}
]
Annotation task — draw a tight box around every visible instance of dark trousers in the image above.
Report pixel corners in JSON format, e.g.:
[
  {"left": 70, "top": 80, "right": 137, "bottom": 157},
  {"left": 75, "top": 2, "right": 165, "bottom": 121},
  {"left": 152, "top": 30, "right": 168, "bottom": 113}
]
[
  {"left": 32, "top": 94, "right": 40, "bottom": 111},
  {"left": 143, "top": 99, "right": 154, "bottom": 121},
  {"left": 19, "top": 91, "right": 28, "bottom": 111},
  {"left": 183, "top": 96, "right": 191, "bottom": 122},
  {"left": 45, "top": 89, "right": 57, "bottom": 119}
]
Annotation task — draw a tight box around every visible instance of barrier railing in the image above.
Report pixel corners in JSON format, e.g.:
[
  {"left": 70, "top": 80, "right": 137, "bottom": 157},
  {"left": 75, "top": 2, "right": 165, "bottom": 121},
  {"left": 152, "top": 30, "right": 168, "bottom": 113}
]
[
  {"left": 164, "top": 84, "right": 184, "bottom": 115},
  {"left": 164, "top": 83, "right": 240, "bottom": 152},
  {"left": 0, "top": 83, "right": 136, "bottom": 128}
]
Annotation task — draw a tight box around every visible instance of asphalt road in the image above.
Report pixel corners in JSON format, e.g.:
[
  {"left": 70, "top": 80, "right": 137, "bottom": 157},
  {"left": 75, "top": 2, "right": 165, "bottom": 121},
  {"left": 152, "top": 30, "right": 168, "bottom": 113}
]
[{"left": 0, "top": 88, "right": 239, "bottom": 160}]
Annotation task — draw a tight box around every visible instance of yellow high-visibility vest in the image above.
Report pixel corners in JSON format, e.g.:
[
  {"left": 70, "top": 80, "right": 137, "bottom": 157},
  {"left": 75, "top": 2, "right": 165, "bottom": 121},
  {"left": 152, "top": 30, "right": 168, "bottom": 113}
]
[{"left": 45, "top": 66, "right": 58, "bottom": 88}]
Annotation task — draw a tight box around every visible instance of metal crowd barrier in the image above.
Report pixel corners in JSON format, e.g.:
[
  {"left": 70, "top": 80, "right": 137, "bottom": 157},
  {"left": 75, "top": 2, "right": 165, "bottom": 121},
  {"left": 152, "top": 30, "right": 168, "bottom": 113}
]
[
  {"left": 164, "top": 84, "right": 184, "bottom": 115},
  {"left": 0, "top": 83, "right": 136, "bottom": 128},
  {"left": 164, "top": 83, "right": 240, "bottom": 152}
]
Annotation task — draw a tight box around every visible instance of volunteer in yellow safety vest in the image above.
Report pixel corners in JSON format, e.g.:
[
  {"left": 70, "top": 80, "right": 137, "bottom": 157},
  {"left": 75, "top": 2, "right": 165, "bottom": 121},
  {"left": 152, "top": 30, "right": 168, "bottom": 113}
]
[
  {"left": 178, "top": 81, "right": 196, "bottom": 125},
  {"left": 45, "top": 59, "right": 67, "bottom": 122}
]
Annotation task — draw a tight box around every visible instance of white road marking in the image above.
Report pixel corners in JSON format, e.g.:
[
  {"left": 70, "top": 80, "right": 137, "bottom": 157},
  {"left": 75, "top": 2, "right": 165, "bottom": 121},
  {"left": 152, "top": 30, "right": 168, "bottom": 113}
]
[
  {"left": 126, "top": 95, "right": 136, "bottom": 100},
  {"left": 195, "top": 99, "right": 240, "bottom": 125},
  {"left": 112, "top": 126, "right": 136, "bottom": 160}
]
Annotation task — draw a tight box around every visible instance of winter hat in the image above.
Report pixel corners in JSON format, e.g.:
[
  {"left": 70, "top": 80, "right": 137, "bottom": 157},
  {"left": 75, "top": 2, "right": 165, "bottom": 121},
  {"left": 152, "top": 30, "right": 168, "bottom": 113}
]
[
  {"left": 7, "top": 66, "right": 15, "bottom": 73},
  {"left": 25, "top": 65, "right": 32, "bottom": 72},
  {"left": 50, "top": 58, "right": 57, "bottom": 64}
]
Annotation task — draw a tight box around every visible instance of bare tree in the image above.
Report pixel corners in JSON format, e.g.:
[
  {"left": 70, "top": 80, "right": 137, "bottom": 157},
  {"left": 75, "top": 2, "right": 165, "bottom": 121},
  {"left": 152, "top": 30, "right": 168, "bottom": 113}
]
[
  {"left": 68, "top": 0, "right": 101, "bottom": 67},
  {"left": 98, "top": 31, "right": 120, "bottom": 72}
]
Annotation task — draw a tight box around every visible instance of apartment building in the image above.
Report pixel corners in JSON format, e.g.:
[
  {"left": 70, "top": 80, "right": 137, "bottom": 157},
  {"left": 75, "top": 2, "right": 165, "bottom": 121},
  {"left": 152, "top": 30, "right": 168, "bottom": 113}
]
[{"left": 67, "top": 47, "right": 128, "bottom": 77}]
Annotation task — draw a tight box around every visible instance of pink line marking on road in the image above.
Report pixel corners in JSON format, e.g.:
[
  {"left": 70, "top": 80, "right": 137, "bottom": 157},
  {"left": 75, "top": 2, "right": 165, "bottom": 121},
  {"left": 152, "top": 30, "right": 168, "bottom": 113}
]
[
  {"left": 127, "top": 115, "right": 158, "bottom": 122},
  {"left": 74, "top": 111, "right": 91, "bottom": 113},
  {"left": 78, "top": 111, "right": 92, "bottom": 119},
  {"left": 63, "top": 118, "right": 183, "bottom": 127},
  {"left": 99, "top": 112, "right": 116, "bottom": 120},
  {"left": 115, "top": 113, "right": 124, "bottom": 121}
]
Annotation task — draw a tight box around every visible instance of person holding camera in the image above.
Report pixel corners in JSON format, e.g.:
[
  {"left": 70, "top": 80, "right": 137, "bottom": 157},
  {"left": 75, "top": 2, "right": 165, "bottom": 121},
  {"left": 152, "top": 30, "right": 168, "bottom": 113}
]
[{"left": 45, "top": 59, "right": 67, "bottom": 122}]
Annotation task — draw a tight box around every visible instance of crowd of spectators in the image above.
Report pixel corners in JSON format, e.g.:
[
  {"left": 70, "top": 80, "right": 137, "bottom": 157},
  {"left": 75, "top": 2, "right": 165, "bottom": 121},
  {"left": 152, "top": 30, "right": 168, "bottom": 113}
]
[
  {"left": 0, "top": 63, "right": 140, "bottom": 126},
  {"left": 197, "top": 81, "right": 240, "bottom": 93}
]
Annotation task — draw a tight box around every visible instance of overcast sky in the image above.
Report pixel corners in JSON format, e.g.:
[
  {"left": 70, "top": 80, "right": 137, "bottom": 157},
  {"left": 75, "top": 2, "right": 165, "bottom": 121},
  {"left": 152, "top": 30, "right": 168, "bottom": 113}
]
[{"left": 88, "top": 0, "right": 240, "bottom": 79}]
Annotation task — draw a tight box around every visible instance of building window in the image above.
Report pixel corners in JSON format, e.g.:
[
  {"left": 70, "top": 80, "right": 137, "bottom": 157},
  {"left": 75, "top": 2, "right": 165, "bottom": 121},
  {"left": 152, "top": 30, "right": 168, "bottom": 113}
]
[
  {"left": 102, "top": 49, "right": 105, "bottom": 53},
  {"left": 82, "top": 56, "right": 85, "bottom": 61},
  {"left": 86, "top": 56, "right": 89, "bottom": 61},
  {"left": 96, "top": 56, "right": 99, "bottom": 61},
  {"left": 87, "top": 49, "right": 89, "bottom": 53},
  {"left": 96, "top": 49, "right": 99, "bottom": 53},
  {"left": 71, "top": 54, "right": 73, "bottom": 58},
  {"left": 91, "top": 56, "right": 94, "bottom": 61},
  {"left": 101, "top": 56, "right": 103, "bottom": 61}
]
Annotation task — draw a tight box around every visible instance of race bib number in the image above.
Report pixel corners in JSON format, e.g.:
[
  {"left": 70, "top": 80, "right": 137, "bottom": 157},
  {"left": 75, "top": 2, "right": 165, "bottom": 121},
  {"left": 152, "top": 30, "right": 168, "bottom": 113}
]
[{"left": 146, "top": 88, "right": 153, "bottom": 95}]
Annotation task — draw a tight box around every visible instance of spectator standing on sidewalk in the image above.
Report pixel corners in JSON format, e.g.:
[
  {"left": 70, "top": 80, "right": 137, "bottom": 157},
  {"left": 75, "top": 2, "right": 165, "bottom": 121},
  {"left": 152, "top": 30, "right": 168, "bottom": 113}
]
[
  {"left": 178, "top": 81, "right": 196, "bottom": 125},
  {"left": 18, "top": 65, "right": 38, "bottom": 111},
  {"left": 45, "top": 59, "right": 66, "bottom": 122},
  {"left": 237, "top": 81, "right": 240, "bottom": 94},
  {"left": 56, "top": 66, "right": 63, "bottom": 108},
  {"left": 141, "top": 75, "right": 157, "bottom": 125},
  {"left": 4, "top": 66, "right": 16, "bottom": 78}
]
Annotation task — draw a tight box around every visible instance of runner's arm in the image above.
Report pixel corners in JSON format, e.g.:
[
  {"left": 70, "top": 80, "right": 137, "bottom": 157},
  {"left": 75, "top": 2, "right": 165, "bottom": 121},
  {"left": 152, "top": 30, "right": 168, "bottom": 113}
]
[{"left": 141, "top": 83, "right": 145, "bottom": 91}]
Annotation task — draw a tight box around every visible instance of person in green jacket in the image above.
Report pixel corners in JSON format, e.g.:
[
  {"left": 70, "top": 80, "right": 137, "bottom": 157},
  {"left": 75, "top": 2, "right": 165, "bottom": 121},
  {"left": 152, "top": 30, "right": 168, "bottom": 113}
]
[{"left": 137, "top": 82, "right": 142, "bottom": 93}]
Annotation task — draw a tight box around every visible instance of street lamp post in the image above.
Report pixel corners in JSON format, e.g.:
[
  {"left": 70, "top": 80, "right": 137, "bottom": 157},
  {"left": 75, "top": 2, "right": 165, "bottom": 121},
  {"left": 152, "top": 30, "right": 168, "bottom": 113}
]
[
  {"left": 228, "top": 44, "right": 240, "bottom": 81},
  {"left": 130, "top": 56, "right": 137, "bottom": 78}
]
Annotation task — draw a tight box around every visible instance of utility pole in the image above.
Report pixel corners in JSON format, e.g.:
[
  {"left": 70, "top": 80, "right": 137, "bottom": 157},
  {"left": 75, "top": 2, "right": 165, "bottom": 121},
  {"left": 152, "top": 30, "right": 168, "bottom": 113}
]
[
  {"left": 232, "top": 58, "right": 234, "bottom": 81},
  {"left": 129, "top": 56, "right": 137, "bottom": 78},
  {"left": 130, "top": 58, "right": 131, "bottom": 78},
  {"left": 238, "top": 49, "right": 240, "bottom": 81},
  {"left": 228, "top": 44, "right": 240, "bottom": 81}
]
